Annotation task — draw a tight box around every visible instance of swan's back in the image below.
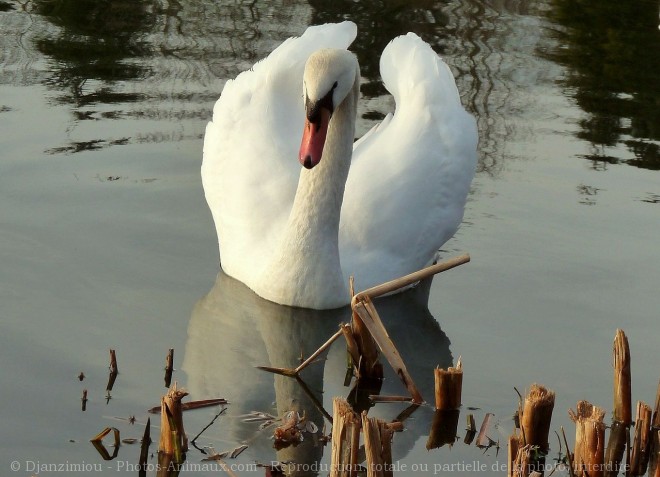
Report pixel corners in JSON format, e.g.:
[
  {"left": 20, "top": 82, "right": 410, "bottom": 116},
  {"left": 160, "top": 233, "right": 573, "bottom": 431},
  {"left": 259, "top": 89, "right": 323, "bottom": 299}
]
[{"left": 340, "top": 33, "right": 477, "bottom": 292}]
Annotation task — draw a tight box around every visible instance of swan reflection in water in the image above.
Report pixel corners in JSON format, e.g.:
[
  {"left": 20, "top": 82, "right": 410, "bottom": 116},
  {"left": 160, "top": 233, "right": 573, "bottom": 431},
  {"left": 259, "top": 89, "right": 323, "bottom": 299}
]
[{"left": 183, "top": 271, "right": 453, "bottom": 474}]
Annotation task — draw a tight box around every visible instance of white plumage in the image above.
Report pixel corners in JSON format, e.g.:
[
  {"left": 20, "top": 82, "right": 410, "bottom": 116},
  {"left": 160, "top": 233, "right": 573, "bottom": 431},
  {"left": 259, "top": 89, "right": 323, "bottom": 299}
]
[{"left": 202, "top": 21, "right": 477, "bottom": 309}]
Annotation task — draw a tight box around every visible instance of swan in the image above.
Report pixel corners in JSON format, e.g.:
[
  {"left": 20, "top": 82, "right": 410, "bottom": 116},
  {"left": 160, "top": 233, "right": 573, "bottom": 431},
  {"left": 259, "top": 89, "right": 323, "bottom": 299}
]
[{"left": 202, "top": 21, "right": 477, "bottom": 310}]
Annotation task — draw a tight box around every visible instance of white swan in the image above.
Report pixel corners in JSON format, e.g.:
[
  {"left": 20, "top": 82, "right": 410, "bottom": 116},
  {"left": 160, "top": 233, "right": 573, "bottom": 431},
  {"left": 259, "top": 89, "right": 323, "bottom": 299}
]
[{"left": 202, "top": 22, "right": 477, "bottom": 309}]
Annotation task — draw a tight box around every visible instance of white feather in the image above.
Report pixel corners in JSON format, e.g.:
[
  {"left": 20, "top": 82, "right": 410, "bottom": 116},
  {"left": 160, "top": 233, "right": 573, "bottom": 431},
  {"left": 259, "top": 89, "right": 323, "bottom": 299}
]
[{"left": 202, "top": 22, "right": 477, "bottom": 309}]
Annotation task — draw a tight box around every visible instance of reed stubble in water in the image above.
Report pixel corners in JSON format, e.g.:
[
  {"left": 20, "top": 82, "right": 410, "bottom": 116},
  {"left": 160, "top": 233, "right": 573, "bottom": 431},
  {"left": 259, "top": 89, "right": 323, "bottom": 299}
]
[
  {"left": 570, "top": 400, "right": 606, "bottom": 477},
  {"left": 330, "top": 397, "right": 360, "bottom": 477},
  {"left": 605, "top": 329, "right": 632, "bottom": 477},
  {"left": 629, "top": 400, "right": 652, "bottom": 476},
  {"left": 650, "top": 381, "right": 660, "bottom": 477},
  {"left": 158, "top": 382, "right": 188, "bottom": 473},
  {"left": 426, "top": 360, "right": 463, "bottom": 449}
]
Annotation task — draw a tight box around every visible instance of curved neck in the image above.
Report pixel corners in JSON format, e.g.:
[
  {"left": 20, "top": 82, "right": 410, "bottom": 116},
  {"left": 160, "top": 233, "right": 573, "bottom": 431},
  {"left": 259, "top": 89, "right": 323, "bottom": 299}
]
[
  {"left": 292, "top": 75, "right": 358, "bottom": 244},
  {"left": 263, "top": 68, "right": 359, "bottom": 309}
]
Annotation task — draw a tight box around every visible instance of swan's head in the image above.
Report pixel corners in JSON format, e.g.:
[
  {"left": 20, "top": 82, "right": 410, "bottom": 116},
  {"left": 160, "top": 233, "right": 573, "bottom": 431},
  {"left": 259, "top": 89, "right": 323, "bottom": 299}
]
[{"left": 299, "top": 49, "right": 358, "bottom": 169}]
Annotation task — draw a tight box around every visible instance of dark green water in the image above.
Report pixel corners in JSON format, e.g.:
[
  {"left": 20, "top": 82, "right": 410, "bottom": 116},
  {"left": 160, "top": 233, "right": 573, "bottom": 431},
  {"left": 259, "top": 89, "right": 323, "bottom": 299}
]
[{"left": 1, "top": 1, "right": 658, "bottom": 476}]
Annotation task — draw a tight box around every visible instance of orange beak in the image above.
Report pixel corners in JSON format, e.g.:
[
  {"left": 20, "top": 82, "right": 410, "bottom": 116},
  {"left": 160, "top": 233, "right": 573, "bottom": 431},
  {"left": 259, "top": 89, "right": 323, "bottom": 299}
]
[{"left": 299, "top": 107, "right": 331, "bottom": 169}]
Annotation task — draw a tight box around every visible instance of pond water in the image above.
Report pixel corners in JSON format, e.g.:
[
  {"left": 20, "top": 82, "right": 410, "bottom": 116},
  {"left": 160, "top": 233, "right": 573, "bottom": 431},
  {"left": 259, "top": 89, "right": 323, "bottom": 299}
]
[{"left": 1, "top": 0, "right": 659, "bottom": 476}]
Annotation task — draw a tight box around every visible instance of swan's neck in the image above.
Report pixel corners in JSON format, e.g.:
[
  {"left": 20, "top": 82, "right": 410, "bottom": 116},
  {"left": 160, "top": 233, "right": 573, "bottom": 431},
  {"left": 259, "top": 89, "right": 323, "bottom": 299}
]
[{"left": 263, "top": 71, "right": 359, "bottom": 309}]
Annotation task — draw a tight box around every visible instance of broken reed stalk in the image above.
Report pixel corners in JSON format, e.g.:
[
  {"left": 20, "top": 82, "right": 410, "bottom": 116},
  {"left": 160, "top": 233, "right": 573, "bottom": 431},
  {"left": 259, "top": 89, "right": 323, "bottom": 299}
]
[
  {"left": 613, "top": 329, "right": 632, "bottom": 425},
  {"left": 386, "top": 421, "right": 405, "bottom": 432},
  {"left": 464, "top": 414, "right": 477, "bottom": 445},
  {"left": 520, "top": 383, "right": 555, "bottom": 452},
  {"left": 257, "top": 328, "right": 344, "bottom": 377},
  {"left": 369, "top": 395, "right": 413, "bottom": 403},
  {"left": 629, "top": 400, "right": 652, "bottom": 476},
  {"left": 138, "top": 418, "right": 151, "bottom": 477},
  {"left": 476, "top": 413, "right": 495, "bottom": 448},
  {"left": 107, "top": 349, "right": 118, "bottom": 392},
  {"left": 158, "top": 382, "right": 188, "bottom": 464},
  {"left": 362, "top": 411, "right": 394, "bottom": 477},
  {"left": 650, "top": 381, "right": 660, "bottom": 477},
  {"left": 434, "top": 358, "right": 463, "bottom": 410},
  {"left": 653, "top": 431, "right": 660, "bottom": 477},
  {"left": 81, "top": 389, "right": 88, "bottom": 412},
  {"left": 352, "top": 296, "right": 423, "bottom": 404},
  {"left": 341, "top": 323, "right": 361, "bottom": 370},
  {"left": 164, "top": 349, "right": 174, "bottom": 388},
  {"left": 330, "top": 398, "right": 360, "bottom": 477},
  {"left": 570, "top": 401, "right": 606, "bottom": 477},
  {"left": 296, "top": 328, "right": 344, "bottom": 374},
  {"left": 604, "top": 420, "right": 627, "bottom": 477},
  {"left": 605, "top": 330, "right": 633, "bottom": 477},
  {"left": 109, "top": 349, "right": 118, "bottom": 374},
  {"left": 561, "top": 426, "right": 577, "bottom": 477},
  {"left": 90, "top": 427, "right": 121, "bottom": 460},
  {"left": 653, "top": 379, "right": 660, "bottom": 430},
  {"left": 349, "top": 276, "right": 382, "bottom": 380},
  {"left": 652, "top": 429, "right": 660, "bottom": 477},
  {"left": 351, "top": 253, "right": 470, "bottom": 306}
]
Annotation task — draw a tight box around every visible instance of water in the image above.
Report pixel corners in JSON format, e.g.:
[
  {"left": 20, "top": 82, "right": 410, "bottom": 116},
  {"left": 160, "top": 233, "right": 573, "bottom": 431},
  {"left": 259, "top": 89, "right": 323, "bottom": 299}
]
[{"left": 1, "top": 0, "right": 659, "bottom": 476}]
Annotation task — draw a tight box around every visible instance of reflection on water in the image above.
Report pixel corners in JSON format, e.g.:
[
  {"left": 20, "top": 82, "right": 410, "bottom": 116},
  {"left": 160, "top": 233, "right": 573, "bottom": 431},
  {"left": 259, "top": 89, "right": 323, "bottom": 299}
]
[
  {"left": 0, "top": 0, "right": 538, "bottom": 171},
  {"left": 546, "top": 0, "right": 660, "bottom": 170},
  {"left": 308, "top": 1, "right": 450, "bottom": 98},
  {"left": 34, "top": 0, "right": 155, "bottom": 96},
  {"left": 1, "top": 1, "right": 659, "bottom": 474},
  {"left": 183, "top": 271, "right": 452, "bottom": 475},
  {"left": 1, "top": 0, "right": 657, "bottom": 170},
  {"left": 1, "top": 0, "right": 315, "bottom": 154}
]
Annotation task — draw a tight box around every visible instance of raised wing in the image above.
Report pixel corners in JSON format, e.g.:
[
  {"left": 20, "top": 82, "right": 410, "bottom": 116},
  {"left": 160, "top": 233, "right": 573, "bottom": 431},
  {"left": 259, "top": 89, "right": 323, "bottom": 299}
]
[
  {"left": 202, "top": 22, "right": 357, "bottom": 285},
  {"left": 340, "top": 33, "right": 478, "bottom": 292}
]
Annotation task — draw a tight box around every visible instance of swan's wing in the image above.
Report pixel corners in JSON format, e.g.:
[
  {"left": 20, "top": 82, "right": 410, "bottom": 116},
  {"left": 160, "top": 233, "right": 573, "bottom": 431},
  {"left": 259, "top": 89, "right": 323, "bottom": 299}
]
[
  {"left": 202, "top": 22, "right": 357, "bottom": 284},
  {"left": 340, "top": 33, "right": 478, "bottom": 291}
]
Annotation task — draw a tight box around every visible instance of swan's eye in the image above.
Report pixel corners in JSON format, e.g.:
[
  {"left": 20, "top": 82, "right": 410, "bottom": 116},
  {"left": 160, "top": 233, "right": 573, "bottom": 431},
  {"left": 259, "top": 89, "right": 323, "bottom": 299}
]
[{"left": 332, "top": 81, "right": 338, "bottom": 90}]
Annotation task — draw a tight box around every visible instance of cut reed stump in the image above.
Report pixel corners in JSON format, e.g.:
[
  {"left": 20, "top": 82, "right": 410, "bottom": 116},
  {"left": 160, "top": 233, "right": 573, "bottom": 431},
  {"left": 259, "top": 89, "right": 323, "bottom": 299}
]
[
  {"left": 362, "top": 412, "right": 394, "bottom": 477},
  {"left": 570, "top": 401, "right": 606, "bottom": 477},
  {"left": 158, "top": 382, "right": 188, "bottom": 474},
  {"left": 507, "top": 384, "right": 555, "bottom": 476},
  {"left": 427, "top": 359, "right": 463, "bottom": 450},
  {"left": 629, "top": 400, "right": 652, "bottom": 476},
  {"left": 434, "top": 358, "right": 463, "bottom": 410},
  {"left": 612, "top": 329, "right": 632, "bottom": 425},
  {"left": 331, "top": 397, "right": 361, "bottom": 477},
  {"left": 520, "top": 383, "right": 555, "bottom": 453}
]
